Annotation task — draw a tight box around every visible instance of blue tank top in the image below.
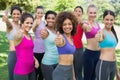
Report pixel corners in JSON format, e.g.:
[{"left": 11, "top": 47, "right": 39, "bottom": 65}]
[
  {"left": 42, "top": 28, "right": 59, "bottom": 65},
  {"left": 57, "top": 34, "right": 76, "bottom": 55},
  {"left": 99, "top": 30, "right": 117, "bottom": 48}
]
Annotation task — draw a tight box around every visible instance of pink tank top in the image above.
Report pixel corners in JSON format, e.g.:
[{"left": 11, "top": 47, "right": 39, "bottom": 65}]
[
  {"left": 14, "top": 36, "right": 34, "bottom": 75},
  {"left": 85, "top": 22, "right": 101, "bottom": 39}
]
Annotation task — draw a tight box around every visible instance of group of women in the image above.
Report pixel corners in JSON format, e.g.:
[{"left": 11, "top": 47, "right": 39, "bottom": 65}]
[{"left": 2, "top": 3, "right": 119, "bottom": 80}]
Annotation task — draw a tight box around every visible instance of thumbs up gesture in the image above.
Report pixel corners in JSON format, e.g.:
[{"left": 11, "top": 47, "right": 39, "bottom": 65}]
[
  {"left": 55, "top": 31, "right": 65, "bottom": 47},
  {"left": 95, "top": 30, "right": 103, "bottom": 42},
  {"left": 2, "top": 9, "right": 9, "bottom": 23},
  {"left": 40, "top": 27, "right": 48, "bottom": 39}
]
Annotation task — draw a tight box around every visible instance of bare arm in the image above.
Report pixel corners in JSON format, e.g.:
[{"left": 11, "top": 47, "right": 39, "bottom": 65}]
[
  {"left": 2, "top": 10, "right": 13, "bottom": 32},
  {"left": 14, "top": 30, "right": 24, "bottom": 46},
  {"left": 82, "top": 23, "right": 92, "bottom": 32}
]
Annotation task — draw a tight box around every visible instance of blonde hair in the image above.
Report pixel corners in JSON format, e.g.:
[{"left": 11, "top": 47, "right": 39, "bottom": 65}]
[{"left": 87, "top": 4, "right": 98, "bottom": 12}]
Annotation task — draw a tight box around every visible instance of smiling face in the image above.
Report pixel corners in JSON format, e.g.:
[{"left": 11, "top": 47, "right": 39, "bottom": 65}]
[
  {"left": 11, "top": 9, "right": 21, "bottom": 22},
  {"left": 22, "top": 17, "right": 34, "bottom": 32},
  {"left": 46, "top": 14, "right": 56, "bottom": 28},
  {"left": 87, "top": 7, "right": 97, "bottom": 21},
  {"left": 62, "top": 18, "right": 73, "bottom": 35},
  {"left": 74, "top": 7, "right": 83, "bottom": 18},
  {"left": 103, "top": 14, "right": 115, "bottom": 29},
  {"left": 36, "top": 8, "right": 44, "bottom": 19}
]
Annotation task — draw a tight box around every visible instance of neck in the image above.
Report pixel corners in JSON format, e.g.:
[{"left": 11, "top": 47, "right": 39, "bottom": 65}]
[
  {"left": 104, "top": 27, "right": 111, "bottom": 32},
  {"left": 64, "top": 33, "right": 71, "bottom": 38},
  {"left": 47, "top": 26, "right": 54, "bottom": 30},
  {"left": 88, "top": 19, "right": 95, "bottom": 24}
]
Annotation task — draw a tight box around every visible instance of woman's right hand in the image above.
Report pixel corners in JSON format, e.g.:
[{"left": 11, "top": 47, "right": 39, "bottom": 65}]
[
  {"left": 95, "top": 30, "right": 103, "bottom": 42},
  {"left": 40, "top": 28, "right": 48, "bottom": 39},
  {"left": 54, "top": 32, "right": 65, "bottom": 47},
  {"left": 2, "top": 10, "right": 9, "bottom": 23}
]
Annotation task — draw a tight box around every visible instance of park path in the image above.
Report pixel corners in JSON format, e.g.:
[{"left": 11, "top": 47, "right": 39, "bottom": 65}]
[{"left": 0, "top": 18, "right": 120, "bottom": 49}]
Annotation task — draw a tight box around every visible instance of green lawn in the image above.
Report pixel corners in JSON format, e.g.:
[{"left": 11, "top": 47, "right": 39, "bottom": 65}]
[{"left": 0, "top": 31, "right": 120, "bottom": 80}]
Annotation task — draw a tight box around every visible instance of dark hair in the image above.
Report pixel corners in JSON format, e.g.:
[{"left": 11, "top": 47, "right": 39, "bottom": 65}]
[
  {"left": 36, "top": 6, "right": 44, "bottom": 11},
  {"left": 20, "top": 12, "right": 34, "bottom": 24},
  {"left": 10, "top": 5, "right": 22, "bottom": 15},
  {"left": 45, "top": 10, "right": 57, "bottom": 19},
  {"left": 103, "top": 10, "right": 118, "bottom": 43},
  {"left": 55, "top": 11, "right": 77, "bottom": 36},
  {"left": 74, "top": 6, "right": 83, "bottom": 13}
]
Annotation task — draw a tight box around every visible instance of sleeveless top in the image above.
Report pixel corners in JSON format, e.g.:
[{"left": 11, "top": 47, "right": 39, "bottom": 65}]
[
  {"left": 7, "top": 22, "right": 19, "bottom": 40},
  {"left": 57, "top": 34, "right": 76, "bottom": 55},
  {"left": 42, "top": 28, "right": 59, "bottom": 65},
  {"left": 85, "top": 22, "right": 101, "bottom": 39},
  {"left": 72, "top": 24, "right": 83, "bottom": 48},
  {"left": 14, "top": 36, "right": 34, "bottom": 75},
  {"left": 33, "top": 21, "right": 46, "bottom": 53},
  {"left": 99, "top": 30, "right": 117, "bottom": 48}
]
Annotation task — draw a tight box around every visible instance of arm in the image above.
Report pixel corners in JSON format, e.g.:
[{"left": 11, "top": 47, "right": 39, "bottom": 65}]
[
  {"left": 2, "top": 10, "right": 13, "bottom": 32},
  {"left": 14, "top": 29, "right": 24, "bottom": 46},
  {"left": 82, "top": 23, "right": 92, "bottom": 32},
  {"left": 32, "top": 20, "right": 38, "bottom": 32}
]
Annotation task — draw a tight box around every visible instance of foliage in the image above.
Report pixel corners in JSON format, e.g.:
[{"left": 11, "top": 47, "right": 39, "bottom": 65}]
[
  {"left": 0, "top": 0, "right": 119, "bottom": 24},
  {"left": 54, "top": 0, "right": 76, "bottom": 12}
]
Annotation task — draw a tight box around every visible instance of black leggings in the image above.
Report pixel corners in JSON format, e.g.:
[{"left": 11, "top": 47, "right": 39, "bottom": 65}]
[
  {"left": 34, "top": 53, "right": 44, "bottom": 80},
  {"left": 95, "top": 60, "right": 116, "bottom": 80},
  {"left": 83, "top": 49, "right": 100, "bottom": 80}
]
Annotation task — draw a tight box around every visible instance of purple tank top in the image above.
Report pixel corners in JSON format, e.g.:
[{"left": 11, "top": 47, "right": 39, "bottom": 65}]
[
  {"left": 33, "top": 21, "right": 46, "bottom": 53},
  {"left": 85, "top": 22, "right": 101, "bottom": 39},
  {"left": 14, "top": 36, "right": 34, "bottom": 75},
  {"left": 57, "top": 34, "right": 76, "bottom": 55}
]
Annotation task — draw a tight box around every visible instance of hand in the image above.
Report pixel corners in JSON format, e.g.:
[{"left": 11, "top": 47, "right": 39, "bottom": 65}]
[
  {"left": 34, "top": 58, "right": 39, "bottom": 69},
  {"left": 117, "top": 72, "right": 120, "bottom": 80},
  {"left": 2, "top": 9, "right": 9, "bottom": 22},
  {"left": 40, "top": 27, "right": 48, "bottom": 39},
  {"left": 55, "top": 31, "right": 64, "bottom": 47},
  {"left": 95, "top": 31, "right": 103, "bottom": 42}
]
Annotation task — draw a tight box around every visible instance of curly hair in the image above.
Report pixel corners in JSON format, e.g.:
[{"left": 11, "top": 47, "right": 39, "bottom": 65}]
[{"left": 55, "top": 11, "right": 78, "bottom": 36}]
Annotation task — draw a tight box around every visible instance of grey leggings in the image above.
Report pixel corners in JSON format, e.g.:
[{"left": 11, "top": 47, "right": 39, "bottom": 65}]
[
  {"left": 53, "top": 64, "right": 73, "bottom": 80},
  {"left": 14, "top": 71, "right": 35, "bottom": 80},
  {"left": 95, "top": 60, "right": 116, "bottom": 80},
  {"left": 41, "top": 63, "right": 57, "bottom": 80},
  {"left": 8, "top": 51, "right": 17, "bottom": 80}
]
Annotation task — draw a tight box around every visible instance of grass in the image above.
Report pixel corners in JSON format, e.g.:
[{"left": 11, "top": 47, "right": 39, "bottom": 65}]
[
  {"left": 0, "top": 31, "right": 120, "bottom": 80},
  {"left": 0, "top": 31, "right": 9, "bottom": 80}
]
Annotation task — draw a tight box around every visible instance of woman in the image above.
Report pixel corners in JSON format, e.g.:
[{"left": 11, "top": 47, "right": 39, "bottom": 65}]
[
  {"left": 95, "top": 10, "right": 118, "bottom": 80},
  {"left": 2, "top": 6, "right": 22, "bottom": 80},
  {"left": 32, "top": 6, "right": 45, "bottom": 80},
  {"left": 73, "top": 6, "right": 84, "bottom": 80},
  {"left": 53, "top": 11, "right": 77, "bottom": 80},
  {"left": 82, "top": 4, "right": 101, "bottom": 80},
  {"left": 14, "top": 12, "right": 39, "bottom": 80},
  {"left": 40, "top": 10, "right": 59, "bottom": 80}
]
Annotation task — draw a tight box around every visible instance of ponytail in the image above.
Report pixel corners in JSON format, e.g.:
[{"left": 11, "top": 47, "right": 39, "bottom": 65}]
[{"left": 111, "top": 26, "right": 118, "bottom": 43}]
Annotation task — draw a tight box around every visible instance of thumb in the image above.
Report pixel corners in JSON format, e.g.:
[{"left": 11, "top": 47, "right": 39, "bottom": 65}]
[
  {"left": 5, "top": 9, "right": 8, "bottom": 17},
  {"left": 57, "top": 31, "right": 60, "bottom": 36}
]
